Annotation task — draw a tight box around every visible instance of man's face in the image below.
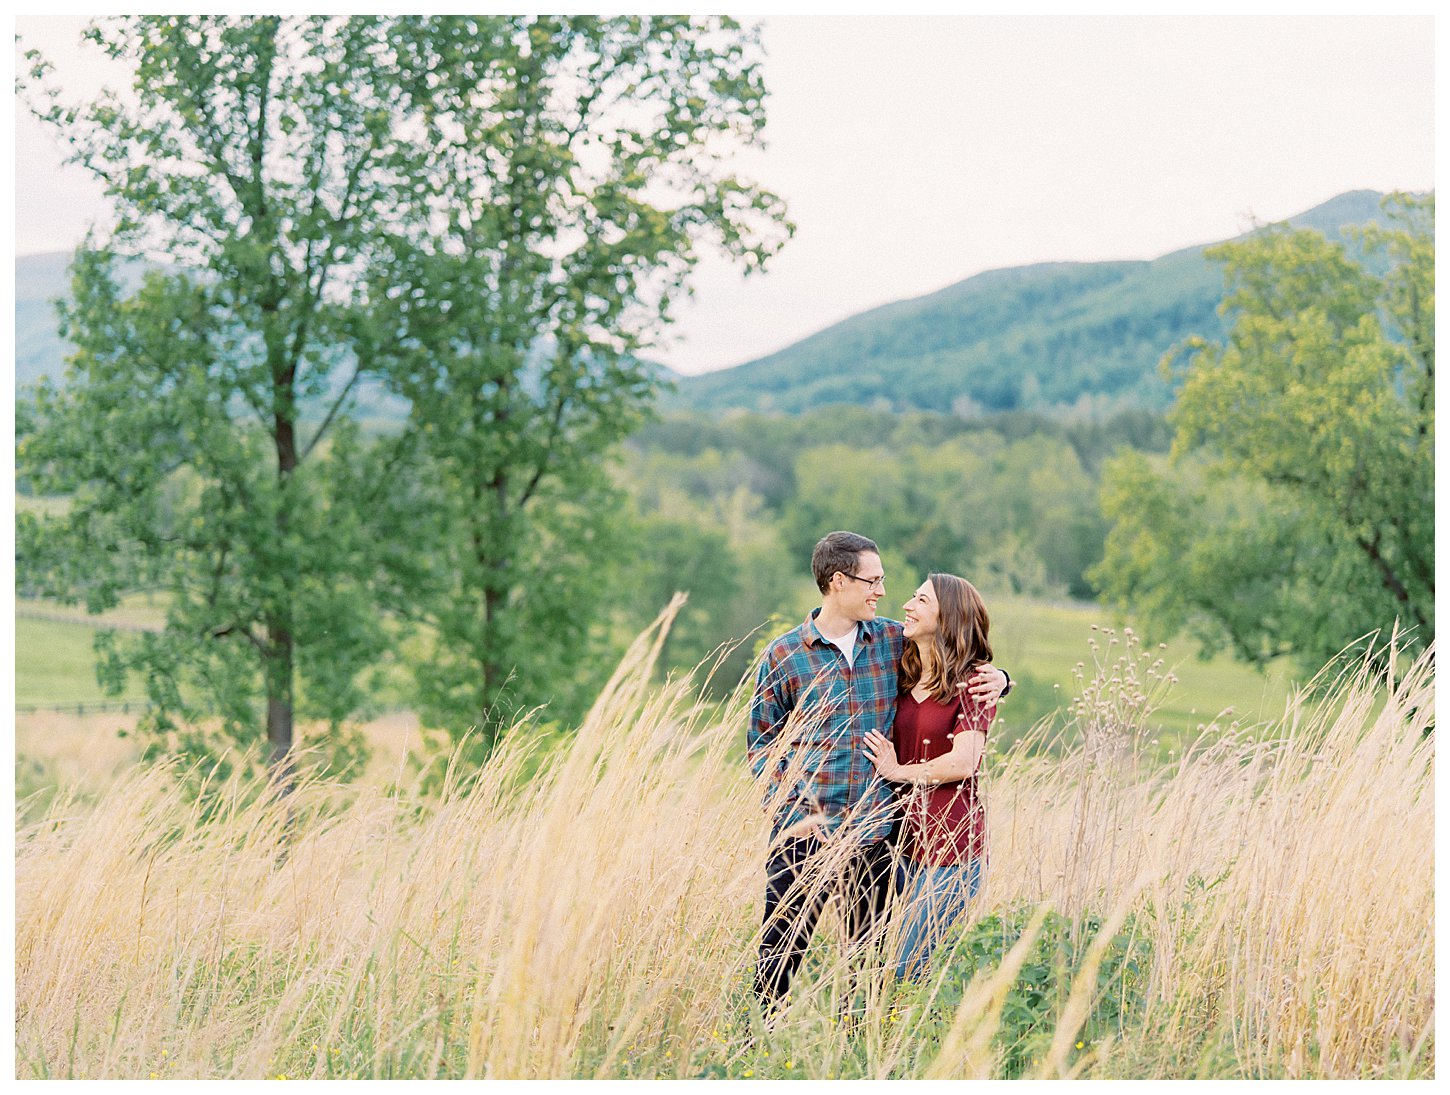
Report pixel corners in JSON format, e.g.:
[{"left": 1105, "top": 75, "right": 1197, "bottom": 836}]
[{"left": 835, "top": 550, "right": 885, "bottom": 622}]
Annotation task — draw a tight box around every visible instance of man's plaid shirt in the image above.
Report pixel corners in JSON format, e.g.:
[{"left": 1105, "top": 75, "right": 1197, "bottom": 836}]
[{"left": 748, "top": 609, "right": 903, "bottom": 845}]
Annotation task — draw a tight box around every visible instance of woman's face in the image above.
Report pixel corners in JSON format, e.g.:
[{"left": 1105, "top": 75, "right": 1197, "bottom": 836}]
[{"left": 902, "top": 581, "right": 940, "bottom": 642}]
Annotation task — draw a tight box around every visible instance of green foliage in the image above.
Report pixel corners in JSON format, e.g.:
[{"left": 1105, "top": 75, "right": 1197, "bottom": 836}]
[
  {"left": 356, "top": 17, "right": 794, "bottom": 748},
  {"left": 17, "top": 16, "right": 461, "bottom": 774},
  {"left": 621, "top": 409, "right": 1126, "bottom": 626},
  {"left": 17, "top": 15, "right": 789, "bottom": 771},
  {"left": 615, "top": 516, "right": 741, "bottom": 670},
  {"left": 1093, "top": 192, "right": 1433, "bottom": 672},
  {"left": 909, "top": 907, "right": 1151, "bottom": 1079},
  {"left": 329, "top": 14, "right": 791, "bottom": 750},
  {"left": 610, "top": 434, "right": 804, "bottom": 692},
  {"left": 1095, "top": 452, "right": 1308, "bottom": 665},
  {"left": 609, "top": 406, "right": 1280, "bottom": 720}
]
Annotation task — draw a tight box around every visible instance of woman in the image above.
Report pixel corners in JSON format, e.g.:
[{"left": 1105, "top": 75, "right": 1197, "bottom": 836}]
[{"left": 863, "top": 572, "right": 993, "bottom": 979}]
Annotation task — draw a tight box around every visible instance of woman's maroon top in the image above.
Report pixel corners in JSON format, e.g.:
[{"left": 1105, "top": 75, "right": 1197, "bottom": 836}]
[{"left": 893, "top": 689, "right": 989, "bottom": 866}]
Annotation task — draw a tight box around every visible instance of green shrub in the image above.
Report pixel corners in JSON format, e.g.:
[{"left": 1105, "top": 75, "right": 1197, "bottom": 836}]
[{"left": 917, "top": 906, "right": 1151, "bottom": 1078}]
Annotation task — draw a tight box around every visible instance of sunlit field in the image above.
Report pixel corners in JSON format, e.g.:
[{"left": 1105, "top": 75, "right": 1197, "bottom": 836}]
[{"left": 14, "top": 609, "right": 1433, "bottom": 1079}]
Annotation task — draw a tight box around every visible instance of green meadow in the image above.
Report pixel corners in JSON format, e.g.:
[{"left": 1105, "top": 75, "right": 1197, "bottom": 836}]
[
  {"left": 14, "top": 617, "right": 151, "bottom": 708},
  {"left": 15, "top": 594, "right": 168, "bottom": 708},
  {"left": 16, "top": 593, "right": 1296, "bottom": 750},
  {"left": 986, "top": 595, "right": 1297, "bottom": 751}
]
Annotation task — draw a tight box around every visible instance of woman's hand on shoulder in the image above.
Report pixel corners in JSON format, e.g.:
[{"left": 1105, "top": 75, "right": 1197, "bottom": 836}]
[{"left": 863, "top": 730, "right": 902, "bottom": 781}]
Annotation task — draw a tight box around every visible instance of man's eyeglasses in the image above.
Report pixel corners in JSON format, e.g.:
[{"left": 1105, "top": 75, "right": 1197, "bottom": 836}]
[{"left": 842, "top": 572, "right": 886, "bottom": 591}]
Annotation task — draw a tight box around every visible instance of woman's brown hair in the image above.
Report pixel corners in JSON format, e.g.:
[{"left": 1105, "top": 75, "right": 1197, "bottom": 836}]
[{"left": 899, "top": 572, "right": 993, "bottom": 703}]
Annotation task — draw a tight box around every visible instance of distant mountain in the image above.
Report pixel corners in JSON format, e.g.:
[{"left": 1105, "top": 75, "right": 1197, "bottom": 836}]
[
  {"left": 16, "top": 252, "right": 86, "bottom": 391},
  {"left": 14, "top": 251, "right": 154, "bottom": 393},
  {"left": 671, "top": 189, "right": 1394, "bottom": 415},
  {"left": 12, "top": 190, "right": 1394, "bottom": 417},
  {"left": 13, "top": 256, "right": 676, "bottom": 425}
]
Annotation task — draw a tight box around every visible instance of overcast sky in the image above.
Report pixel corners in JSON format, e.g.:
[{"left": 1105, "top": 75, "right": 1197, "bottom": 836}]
[{"left": 10, "top": 14, "right": 1436, "bottom": 375}]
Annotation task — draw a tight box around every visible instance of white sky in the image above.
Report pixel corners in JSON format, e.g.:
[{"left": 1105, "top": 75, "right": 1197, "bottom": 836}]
[{"left": 9, "top": 14, "right": 1437, "bottom": 375}]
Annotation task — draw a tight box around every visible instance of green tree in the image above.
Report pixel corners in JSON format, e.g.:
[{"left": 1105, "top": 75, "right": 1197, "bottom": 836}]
[
  {"left": 1092, "top": 193, "right": 1433, "bottom": 670},
  {"left": 18, "top": 17, "right": 422, "bottom": 776},
  {"left": 17, "top": 15, "right": 788, "bottom": 772},
  {"left": 613, "top": 444, "right": 800, "bottom": 691},
  {"left": 777, "top": 432, "right": 1103, "bottom": 601},
  {"left": 363, "top": 16, "right": 789, "bottom": 746},
  {"left": 619, "top": 515, "right": 741, "bottom": 678}
]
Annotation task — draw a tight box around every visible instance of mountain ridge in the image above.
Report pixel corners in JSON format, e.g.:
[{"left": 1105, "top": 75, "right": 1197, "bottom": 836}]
[
  {"left": 669, "top": 188, "right": 1395, "bottom": 415},
  {"left": 15, "top": 189, "right": 1402, "bottom": 416}
]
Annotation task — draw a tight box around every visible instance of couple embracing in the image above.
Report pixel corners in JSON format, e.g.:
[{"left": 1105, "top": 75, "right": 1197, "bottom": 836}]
[{"left": 747, "top": 530, "right": 1008, "bottom": 1013}]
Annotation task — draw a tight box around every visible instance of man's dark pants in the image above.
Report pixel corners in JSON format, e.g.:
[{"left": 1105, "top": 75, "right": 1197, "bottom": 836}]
[{"left": 754, "top": 831, "right": 896, "bottom": 1012}]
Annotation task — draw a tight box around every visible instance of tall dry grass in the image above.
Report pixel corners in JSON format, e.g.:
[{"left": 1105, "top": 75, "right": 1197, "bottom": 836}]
[{"left": 14, "top": 607, "right": 1434, "bottom": 1079}]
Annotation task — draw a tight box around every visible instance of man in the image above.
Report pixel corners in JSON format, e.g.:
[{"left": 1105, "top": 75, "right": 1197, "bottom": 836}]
[{"left": 747, "top": 530, "right": 1009, "bottom": 1011}]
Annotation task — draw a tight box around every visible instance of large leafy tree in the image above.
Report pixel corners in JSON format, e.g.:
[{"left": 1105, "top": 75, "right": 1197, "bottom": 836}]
[
  {"left": 19, "top": 17, "right": 418, "bottom": 775},
  {"left": 17, "top": 15, "right": 788, "bottom": 771},
  {"left": 1092, "top": 193, "right": 1433, "bottom": 671},
  {"left": 360, "top": 16, "right": 788, "bottom": 746}
]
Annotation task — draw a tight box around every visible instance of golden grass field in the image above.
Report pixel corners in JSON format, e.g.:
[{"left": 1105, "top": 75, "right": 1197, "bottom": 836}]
[{"left": 13, "top": 607, "right": 1435, "bottom": 1080}]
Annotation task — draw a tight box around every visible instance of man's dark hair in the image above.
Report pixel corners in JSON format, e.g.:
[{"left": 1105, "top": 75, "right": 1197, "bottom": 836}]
[{"left": 811, "top": 531, "right": 879, "bottom": 593}]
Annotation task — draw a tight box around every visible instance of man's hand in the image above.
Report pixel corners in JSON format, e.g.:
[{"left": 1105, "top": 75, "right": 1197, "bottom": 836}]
[
  {"left": 862, "top": 730, "right": 903, "bottom": 781},
  {"left": 960, "top": 662, "right": 1007, "bottom": 705}
]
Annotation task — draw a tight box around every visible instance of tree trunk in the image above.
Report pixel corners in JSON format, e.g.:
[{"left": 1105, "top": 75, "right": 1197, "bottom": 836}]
[
  {"left": 270, "top": 355, "right": 298, "bottom": 779},
  {"left": 480, "top": 580, "right": 506, "bottom": 753},
  {"left": 469, "top": 461, "right": 512, "bottom": 754},
  {"left": 266, "top": 617, "right": 295, "bottom": 781}
]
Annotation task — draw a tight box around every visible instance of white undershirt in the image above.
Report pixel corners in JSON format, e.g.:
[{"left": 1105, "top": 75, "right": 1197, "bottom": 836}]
[{"left": 820, "top": 623, "right": 858, "bottom": 668}]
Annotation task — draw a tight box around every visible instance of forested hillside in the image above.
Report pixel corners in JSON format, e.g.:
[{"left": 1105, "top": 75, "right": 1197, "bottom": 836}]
[{"left": 672, "top": 189, "right": 1388, "bottom": 414}]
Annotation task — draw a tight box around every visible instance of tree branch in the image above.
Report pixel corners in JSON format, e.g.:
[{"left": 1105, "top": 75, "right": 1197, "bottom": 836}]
[
  {"left": 1353, "top": 528, "right": 1425, "bottom": 631},
  {"left": 516, "top": 372, "right": 569, "bottom": 510},
  {"left": 301, "top": 366, "right": 363, "bottom": 460}
]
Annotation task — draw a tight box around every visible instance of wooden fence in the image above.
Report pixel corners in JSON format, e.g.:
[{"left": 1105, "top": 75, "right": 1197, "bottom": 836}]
[
  {"left": 15, "top": 607, "right": 162, "bottom": 633},
  {"left": 16, "top": 608, "right": 161, "bottom": 713},
  {"left": 15, "top": 700, "right": 151, "bottom": 716}
]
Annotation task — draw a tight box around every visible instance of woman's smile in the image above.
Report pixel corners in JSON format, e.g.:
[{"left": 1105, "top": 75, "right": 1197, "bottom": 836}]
[{"left": 903, "top": 583, "right": 940, "bottom": 639}]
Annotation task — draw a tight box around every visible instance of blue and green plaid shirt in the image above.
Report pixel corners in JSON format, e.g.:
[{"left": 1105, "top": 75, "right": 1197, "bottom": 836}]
[{"left": 747, "top": 609, "right": 904, "bottom": 845}]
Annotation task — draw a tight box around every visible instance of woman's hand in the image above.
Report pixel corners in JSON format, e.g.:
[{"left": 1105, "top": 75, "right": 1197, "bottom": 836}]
[{"left": 863, "top": 730, "right": 902, "bottom": 781}]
